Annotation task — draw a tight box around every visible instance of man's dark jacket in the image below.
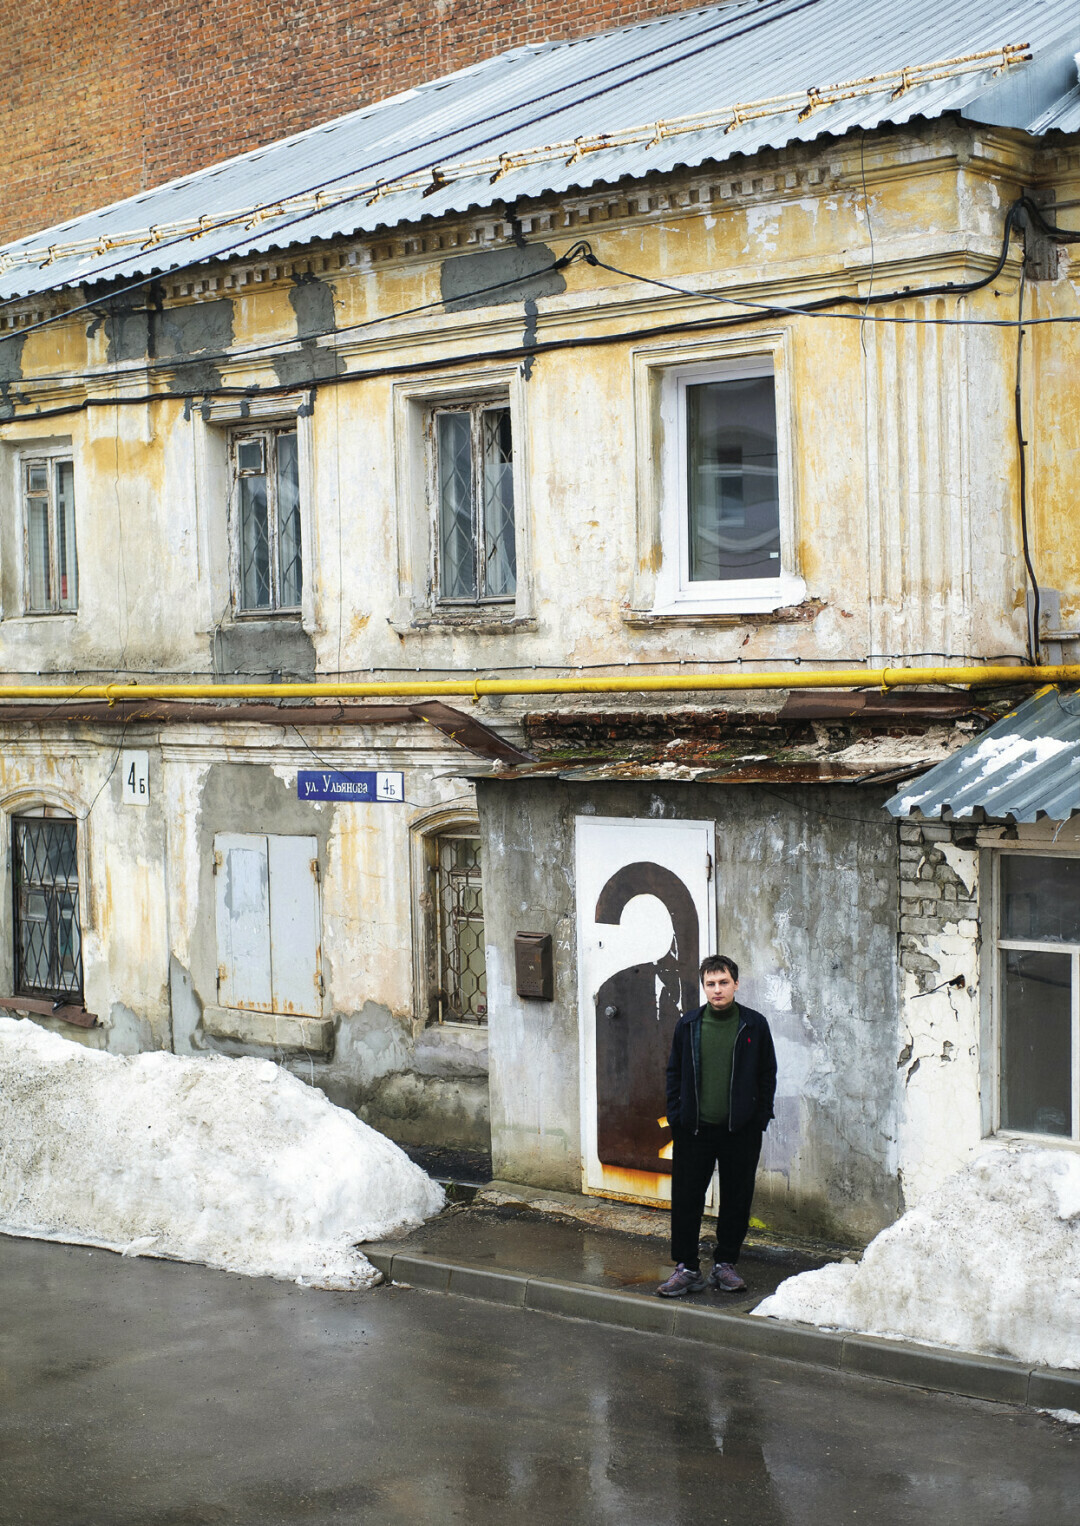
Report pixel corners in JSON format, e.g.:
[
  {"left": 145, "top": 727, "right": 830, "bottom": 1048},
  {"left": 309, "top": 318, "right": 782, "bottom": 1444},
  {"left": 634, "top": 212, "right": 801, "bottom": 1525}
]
[{"left": 666, "top": 1003, "right": 777, "bottom": 1135}]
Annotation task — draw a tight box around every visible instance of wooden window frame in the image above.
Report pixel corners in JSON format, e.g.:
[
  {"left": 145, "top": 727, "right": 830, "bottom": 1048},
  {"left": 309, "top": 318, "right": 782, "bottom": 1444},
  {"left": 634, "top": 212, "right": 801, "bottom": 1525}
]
[
  {"left": 20, "top": 449, "right": 78, "bottom": 615},
  {"left": 228, "top": 425, "right": 304, "bottom": 616},
  {"left": 429, "top": 399, "right": 516, "bottom": 608}
]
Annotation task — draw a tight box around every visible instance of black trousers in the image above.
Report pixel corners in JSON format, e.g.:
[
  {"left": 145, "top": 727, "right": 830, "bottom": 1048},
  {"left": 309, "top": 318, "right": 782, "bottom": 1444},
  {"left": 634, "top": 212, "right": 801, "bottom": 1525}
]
[{"left": 670, "top": 1122, "right": 763, "bottom": 1268}]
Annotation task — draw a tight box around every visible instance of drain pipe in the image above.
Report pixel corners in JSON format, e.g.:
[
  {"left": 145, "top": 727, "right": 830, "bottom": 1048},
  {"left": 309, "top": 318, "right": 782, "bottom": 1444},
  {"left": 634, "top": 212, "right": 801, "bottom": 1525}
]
[{"left": 0, "top": 664, "right": 1077, "bottom": 702}]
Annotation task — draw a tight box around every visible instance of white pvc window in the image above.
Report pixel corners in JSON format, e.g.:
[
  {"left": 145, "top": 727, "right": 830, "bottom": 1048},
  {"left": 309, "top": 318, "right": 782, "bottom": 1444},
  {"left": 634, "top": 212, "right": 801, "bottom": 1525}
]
[
  {"left": 23, "top": 455, "right": 77, "bottom": 613},
  {"left": 996, "top": 853, "right": 1080, "bottom": 1141},
  {"left": 655, "top": 355, "right": 803, "bottom": 615},
  {"left": 231, "top": 428, "right": 302, "bottom": 612},
  {"left": 433, "top": 402, "right": 515, "bottom": 604}
]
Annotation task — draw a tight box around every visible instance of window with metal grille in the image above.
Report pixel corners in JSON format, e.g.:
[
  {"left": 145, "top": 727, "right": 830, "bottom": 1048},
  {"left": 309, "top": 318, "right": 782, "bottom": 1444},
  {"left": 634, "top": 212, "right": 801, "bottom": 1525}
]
[
  {"left": 13, "top": 815, "right": 82, "bottom": 1000},
  {"left": 433, "top": 402, "right": 515, "bottom": 605},
  {"left": 231, "top": 428, "right": 302, "bottom": 612},
  {"left": 430, "top": 834, "right": 487, "bottom": 1024},
  {"left": 22, "top": 455, "right": 78, "bottom": 613}
]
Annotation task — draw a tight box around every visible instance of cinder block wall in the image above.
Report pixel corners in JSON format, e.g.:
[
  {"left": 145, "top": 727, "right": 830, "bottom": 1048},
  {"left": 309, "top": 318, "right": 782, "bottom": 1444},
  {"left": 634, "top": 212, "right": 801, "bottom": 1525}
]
[{"left": 1, "top": 0, "right": 717, "bottom": 245}]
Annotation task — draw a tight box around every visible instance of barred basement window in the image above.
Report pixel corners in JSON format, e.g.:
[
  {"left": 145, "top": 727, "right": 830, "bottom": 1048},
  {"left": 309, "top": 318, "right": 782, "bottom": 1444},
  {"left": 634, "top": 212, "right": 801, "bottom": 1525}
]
[
  {"left": 13, "top": 815, "right": 82, "bottom": 1000},
  {"left": 231, "top": 428, "right": 302, "bottom": 612},
  {"left": 433, "top": 403, "right": 515, "bottom": 604},
  {"left": 23, "top": 455, "right": 78, "bottom": 613},
  {"left": 430, "top": 834, "right": 487, "bottom": 1024}
]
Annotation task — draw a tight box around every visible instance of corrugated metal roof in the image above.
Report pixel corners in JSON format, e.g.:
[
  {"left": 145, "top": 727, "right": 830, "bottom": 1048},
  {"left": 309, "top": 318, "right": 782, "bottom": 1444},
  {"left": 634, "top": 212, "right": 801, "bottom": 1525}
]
[
  {"left": 887, "top": 687, "right": 1080, "bottom": 822},
  {"left": 1, "top": 0, "right": 1078, "bottom": 303}
]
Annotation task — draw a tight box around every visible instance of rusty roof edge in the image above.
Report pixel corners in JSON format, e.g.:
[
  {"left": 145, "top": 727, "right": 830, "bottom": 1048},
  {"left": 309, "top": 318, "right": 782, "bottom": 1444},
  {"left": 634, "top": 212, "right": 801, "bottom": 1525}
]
[{"left": 0, "top": 698, "right": 532, "bottom": 763}]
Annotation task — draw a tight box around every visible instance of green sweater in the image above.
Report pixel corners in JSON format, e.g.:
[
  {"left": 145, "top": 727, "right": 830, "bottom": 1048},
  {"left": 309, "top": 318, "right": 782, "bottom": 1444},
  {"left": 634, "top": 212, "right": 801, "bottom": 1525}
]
[{"left": 698, "top": 1003, "right": 740, "bottom": 1126}]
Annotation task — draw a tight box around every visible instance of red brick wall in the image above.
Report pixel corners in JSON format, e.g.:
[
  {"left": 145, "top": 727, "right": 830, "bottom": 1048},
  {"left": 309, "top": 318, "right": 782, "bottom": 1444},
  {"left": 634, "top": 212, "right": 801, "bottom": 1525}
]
[{"left": 2, "top": 0, "right": 718, "bottom": 245}]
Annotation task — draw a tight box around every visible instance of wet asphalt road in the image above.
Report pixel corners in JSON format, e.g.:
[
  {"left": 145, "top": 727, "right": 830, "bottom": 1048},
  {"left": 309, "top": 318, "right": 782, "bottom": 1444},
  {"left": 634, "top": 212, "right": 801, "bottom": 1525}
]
[{"left": 0, "top": 1233, "right": 1077, "bottom": 1526}]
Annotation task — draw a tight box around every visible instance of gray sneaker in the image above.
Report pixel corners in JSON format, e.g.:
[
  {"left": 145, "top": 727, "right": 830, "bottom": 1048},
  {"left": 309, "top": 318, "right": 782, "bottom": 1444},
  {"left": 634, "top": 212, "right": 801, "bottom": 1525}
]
[
  {"left": 709, "top": 1261, "right": 747, "bottom": 1292},
  {"left": 657, "top": 1263, "right": 706, "bottom": 1298}
]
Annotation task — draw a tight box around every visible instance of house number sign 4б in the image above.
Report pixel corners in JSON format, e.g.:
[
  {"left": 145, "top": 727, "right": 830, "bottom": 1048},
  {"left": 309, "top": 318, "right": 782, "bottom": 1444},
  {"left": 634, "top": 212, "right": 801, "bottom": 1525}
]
[
  {"left": 121, "top": 750, "right": 150, "bottom": 805},
  {"left": 297, "top": 770, "right": 405, "bottom": 802}
]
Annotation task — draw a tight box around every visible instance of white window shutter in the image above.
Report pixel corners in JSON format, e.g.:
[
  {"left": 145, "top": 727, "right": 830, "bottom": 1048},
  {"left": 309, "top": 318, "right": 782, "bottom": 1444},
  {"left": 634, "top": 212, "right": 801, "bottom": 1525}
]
[
  {"left": 267, "top": 835, "right": 322, "bottom": 1017},
  {"left": 215, "top": 834, "right": 273, "bottom": 1011}
]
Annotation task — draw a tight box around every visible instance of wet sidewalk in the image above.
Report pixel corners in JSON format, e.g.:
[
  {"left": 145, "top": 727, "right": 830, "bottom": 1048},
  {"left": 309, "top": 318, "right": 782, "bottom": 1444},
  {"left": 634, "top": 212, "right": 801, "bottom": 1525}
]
[
  {"left": 367, "top": 1191, "right": 833, "bottom": 1313},
  {"left": 365, "top": 1186, "right": 1080, "bottom": 1416}
]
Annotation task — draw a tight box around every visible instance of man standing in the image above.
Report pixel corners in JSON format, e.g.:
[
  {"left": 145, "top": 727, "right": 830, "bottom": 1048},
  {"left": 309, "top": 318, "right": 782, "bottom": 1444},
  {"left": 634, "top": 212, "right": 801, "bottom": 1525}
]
[{"left": 657, "top": 955, "right": 777, "bottom": 1297}]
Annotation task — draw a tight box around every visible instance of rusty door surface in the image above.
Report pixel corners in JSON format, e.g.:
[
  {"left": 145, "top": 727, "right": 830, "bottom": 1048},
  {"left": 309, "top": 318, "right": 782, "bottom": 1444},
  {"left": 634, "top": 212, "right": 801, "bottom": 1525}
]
[{"left": 576, "top": 817, "right": 714, "bottom": 1204}]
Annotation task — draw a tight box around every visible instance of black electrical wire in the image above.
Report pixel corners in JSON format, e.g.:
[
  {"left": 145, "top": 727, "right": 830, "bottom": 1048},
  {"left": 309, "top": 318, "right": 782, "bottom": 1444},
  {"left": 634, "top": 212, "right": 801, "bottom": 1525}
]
[
  {"left": 582, "top": 194, "right": 1080, "bottom": 326},
  {"left": 4, "top": 198, "right": 1080, "bottom": 425},
  {"left": 0, "top": 648, "right": 1031, "bottom": 680},
  {"left": 1015, "top": 265, "right": 1040, "bottom": 665},
  {"left": 1, "top": 247, "right": 587, "bottom": 389},
  {"left": 0, "top": 0, "right": 819, "bottom": 333},
  {"left": 6, "top": 192, "right": 1080, "bottom": 404}
]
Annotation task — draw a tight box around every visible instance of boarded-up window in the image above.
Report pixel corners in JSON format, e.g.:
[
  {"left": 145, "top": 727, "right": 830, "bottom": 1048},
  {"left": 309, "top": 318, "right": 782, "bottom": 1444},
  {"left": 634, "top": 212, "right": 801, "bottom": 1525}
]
[{"left": 214, "top": 834, "right": 322, "bottom": 1016}]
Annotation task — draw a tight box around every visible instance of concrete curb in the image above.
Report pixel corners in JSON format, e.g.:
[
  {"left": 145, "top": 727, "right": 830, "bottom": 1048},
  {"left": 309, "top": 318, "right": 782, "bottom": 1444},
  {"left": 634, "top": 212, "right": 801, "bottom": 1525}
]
[{"left": 367, "top": 1249, "right": 1080, "bottom": 1413}]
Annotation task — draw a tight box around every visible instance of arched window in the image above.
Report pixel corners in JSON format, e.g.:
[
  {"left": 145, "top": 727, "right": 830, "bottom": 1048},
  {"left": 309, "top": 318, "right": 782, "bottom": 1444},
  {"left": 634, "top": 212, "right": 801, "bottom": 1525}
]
[
  {"left": 12, "top": 807, "right": 82, "bottom": 1001},
  {"left": 429, "top": 831, "right": 486, "bottom": 1025},
  {"left": 413, "top": 811, "right": 487, "bottom": 1026}
]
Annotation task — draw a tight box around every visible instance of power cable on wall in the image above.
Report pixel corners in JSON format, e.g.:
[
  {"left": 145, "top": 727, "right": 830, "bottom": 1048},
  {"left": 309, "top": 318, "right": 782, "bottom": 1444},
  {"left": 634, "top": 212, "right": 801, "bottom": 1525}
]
[
  {"left": 1014, "top": 262, "right": 1040, "bottom": 665},
  {"left": 0, "top": 651, "right": 1034, "bottom": 680},
  {"left": 80, "top": 719, "right": 133, "bottom": 821},
  {"left": 4, "top": 197, "right": 1080, "bottom": 426}
]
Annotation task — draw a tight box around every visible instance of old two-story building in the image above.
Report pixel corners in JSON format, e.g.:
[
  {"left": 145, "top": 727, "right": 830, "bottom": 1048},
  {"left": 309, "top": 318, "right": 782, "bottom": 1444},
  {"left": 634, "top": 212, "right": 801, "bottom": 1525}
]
[{"left": 1, "top": 0, "right": 1079, "bottom": 1244}]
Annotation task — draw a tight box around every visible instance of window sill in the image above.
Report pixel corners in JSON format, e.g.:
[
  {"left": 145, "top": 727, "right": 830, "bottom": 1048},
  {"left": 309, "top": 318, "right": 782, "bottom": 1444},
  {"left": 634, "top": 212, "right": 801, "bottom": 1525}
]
[
  {"left": 992, "top": 1129, "right": 1080, "bottom": 1153},
  {"left": 9, "top": 611, "right": 79, "bottom": 622},
  {"left": 0, "top": 994, "right": 97, "bottom": 1027},
  {"left": 392, "top": 613, "right": 537, "bottom": 636},
  {"left": 201, "top": 1004, "right": 332, "bottom": 1053},
  {"left": 230, "top": 609, "right": 304, "bottom": 622},
  {"left": 625, "top": 597, "right": 824, "bottom": 630}
]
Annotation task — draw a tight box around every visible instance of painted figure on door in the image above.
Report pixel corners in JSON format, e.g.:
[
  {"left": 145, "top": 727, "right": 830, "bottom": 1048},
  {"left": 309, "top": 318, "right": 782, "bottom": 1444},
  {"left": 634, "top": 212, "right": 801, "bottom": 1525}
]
[{"left": 594, "top": 861, "right": 700, "bottom": 1174}]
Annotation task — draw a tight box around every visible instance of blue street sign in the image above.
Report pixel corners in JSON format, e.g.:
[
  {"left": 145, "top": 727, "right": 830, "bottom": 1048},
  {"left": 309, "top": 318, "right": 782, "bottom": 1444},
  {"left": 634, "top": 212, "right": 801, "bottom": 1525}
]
[{"left": 297, "top": 770, "right": 405, "bottom": 802}]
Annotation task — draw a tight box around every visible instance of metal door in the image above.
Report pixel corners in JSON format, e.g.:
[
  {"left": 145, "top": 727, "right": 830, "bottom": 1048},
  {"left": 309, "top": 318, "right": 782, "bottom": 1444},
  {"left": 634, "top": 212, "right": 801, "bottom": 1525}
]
[
  {"left": 215, "top": 833, "right": 322, "bottom": 1015},
  {"left": 267, "top": 835, "right": 323, "bottom": 1016},
  {"left": 215, "top": 834, "right": 273, "bottom": 1011},
  {"left": 577, "top": 817, "right": 715, "bottom": 1203}
]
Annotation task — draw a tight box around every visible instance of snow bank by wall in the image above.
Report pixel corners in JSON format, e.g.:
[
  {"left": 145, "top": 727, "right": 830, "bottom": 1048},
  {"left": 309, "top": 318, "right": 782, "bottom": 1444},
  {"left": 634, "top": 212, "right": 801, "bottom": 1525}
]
[
  {"left": 0, "top": 1018, "right": 444, "bottom": 1288},
  {"left": 754, "top": 1144, "right": 1080, "bottom": 1370}
]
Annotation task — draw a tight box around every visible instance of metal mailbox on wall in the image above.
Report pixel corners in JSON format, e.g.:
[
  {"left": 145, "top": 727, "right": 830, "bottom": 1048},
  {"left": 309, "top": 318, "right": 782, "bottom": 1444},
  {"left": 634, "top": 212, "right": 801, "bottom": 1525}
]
[{"left": 514, "top": 931, "right": 553, "bottom": 999}]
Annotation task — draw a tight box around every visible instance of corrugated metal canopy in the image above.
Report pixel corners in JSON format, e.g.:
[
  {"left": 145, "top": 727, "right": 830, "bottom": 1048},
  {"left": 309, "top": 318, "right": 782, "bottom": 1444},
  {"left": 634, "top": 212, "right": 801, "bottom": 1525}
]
[
  {"left": 1, "top": 0, "right": 1078, "bottom": 303},
  {"left": 887, "top": 688, "right": 1080, "bottom": 822}
]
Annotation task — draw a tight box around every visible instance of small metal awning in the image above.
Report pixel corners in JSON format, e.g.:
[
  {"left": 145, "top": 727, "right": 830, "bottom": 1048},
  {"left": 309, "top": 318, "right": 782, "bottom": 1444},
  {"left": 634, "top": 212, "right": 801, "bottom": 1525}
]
[{"left": 886, "top": 687, "right": 1080, "bottom": 822}]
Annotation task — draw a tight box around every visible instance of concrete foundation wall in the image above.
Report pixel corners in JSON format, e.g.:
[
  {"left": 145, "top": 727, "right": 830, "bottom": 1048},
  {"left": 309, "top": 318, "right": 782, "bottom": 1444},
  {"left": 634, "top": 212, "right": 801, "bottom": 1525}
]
[{"left": 478, "top": 779, "right": 901, "bottom": 1244}]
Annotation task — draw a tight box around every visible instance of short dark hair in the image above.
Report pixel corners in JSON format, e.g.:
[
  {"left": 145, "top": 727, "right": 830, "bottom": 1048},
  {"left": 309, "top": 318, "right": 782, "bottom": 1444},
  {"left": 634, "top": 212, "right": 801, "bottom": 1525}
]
[{"left": 700, "top": 954, "right": 739, "bottom": 983}]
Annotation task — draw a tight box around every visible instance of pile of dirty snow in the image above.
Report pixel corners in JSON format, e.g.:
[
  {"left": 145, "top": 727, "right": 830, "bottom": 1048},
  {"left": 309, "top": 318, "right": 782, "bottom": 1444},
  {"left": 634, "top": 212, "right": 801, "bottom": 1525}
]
[
  {"left": 754, "top": 1145, "right": 1080, "bottom": 1369},
  {"left": 0, "top": 1017, "right": 443, "bottom": 1288}
]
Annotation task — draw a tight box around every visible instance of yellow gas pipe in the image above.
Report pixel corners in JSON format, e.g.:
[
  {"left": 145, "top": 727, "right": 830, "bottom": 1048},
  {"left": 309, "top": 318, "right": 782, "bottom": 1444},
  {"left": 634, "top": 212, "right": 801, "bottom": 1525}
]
[{"left": 0, "top": 665, "right": 1077, "bottom": 701}]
